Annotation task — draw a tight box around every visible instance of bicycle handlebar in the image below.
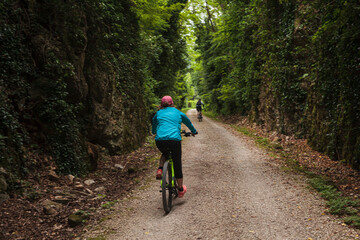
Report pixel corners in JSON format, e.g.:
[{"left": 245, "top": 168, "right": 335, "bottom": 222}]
[{"left": 182, "top": 130, "right": 198, "bottom": 137}]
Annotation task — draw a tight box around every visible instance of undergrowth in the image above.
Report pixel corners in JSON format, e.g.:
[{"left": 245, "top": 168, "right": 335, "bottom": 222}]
[
  {"left": 202, "top": 111, "right": 219, "bottom": 120},
  {"left": 308, "top": 176, "right": 359, "bottom": 215}
]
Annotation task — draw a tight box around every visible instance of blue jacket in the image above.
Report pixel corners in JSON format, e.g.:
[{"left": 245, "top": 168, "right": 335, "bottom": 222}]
[{"left": 152, "top": 107, "right": 197, "bottom": 141}]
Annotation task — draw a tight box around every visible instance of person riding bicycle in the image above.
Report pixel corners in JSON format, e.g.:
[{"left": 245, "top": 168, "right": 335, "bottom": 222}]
[
  {"left": 152, "top": 96, "right": 197, "bottom": 198},
  {"left": 196, "top": 99, "right": 204, "bottom": 113}
]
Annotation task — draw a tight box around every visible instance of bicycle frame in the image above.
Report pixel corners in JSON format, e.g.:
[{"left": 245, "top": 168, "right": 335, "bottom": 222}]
[{"left": 160, "top": 159, "right": 176, "bottom": 188}]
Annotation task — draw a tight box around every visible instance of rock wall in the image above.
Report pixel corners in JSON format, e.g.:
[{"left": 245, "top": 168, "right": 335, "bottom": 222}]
[{"left": 0, "top": 0, "right": 148, "bottom": 183}]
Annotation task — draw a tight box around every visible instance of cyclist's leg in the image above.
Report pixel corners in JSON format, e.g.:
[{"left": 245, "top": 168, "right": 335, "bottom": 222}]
[
  {"left": 155, "top": 141, "right": 170, "bottom": 179},
  {"left": 169, "top": 141, "right": 184, "bottom": 190},
  {"left": 156, "top": 141, "right": 171, "bottom": 161}
]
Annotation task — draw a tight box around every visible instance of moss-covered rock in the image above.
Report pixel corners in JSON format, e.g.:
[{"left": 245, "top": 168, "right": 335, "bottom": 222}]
[{"left": 0, "top": 0, "right": 148, "bottom": 181}]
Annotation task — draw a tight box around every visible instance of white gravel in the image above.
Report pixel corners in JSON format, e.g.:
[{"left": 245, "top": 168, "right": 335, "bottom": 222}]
[{"left": 83, "top": 109, "right": 360, "bottom": 240}]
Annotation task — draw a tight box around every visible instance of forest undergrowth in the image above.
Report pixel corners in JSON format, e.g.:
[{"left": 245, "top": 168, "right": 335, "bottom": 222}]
[{"left": 0, "top": 138, "right": 159, "bottom": 240}]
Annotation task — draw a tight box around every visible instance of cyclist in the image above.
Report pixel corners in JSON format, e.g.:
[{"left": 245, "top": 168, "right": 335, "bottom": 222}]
[
  {"left": 152, "top": 96, "right": 197, "bottom": 198},
  {"left": 196, "top": 99, "right": 204, "bottom": 117}
]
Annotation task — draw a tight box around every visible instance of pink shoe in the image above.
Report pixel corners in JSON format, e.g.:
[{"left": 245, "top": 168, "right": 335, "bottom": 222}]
[
  {"left": 156, "top": 169, "right": 162, "bottom": 180},
  {"left": 178, "top": 185, "right": 187, "bottom": 198}
]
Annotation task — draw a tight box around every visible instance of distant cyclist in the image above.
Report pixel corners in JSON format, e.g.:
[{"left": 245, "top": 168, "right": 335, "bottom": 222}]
[
  {"left": 152, "top": 96, "right": 197, "bottom": 198},
  {"left": 196, "top": 99, "right": 204, "bottom": 114}
]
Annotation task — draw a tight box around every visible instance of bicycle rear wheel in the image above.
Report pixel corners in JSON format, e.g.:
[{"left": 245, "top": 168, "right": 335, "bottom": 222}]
[{"left": 162, "top": 161, "right": 173, "bottom": 213}]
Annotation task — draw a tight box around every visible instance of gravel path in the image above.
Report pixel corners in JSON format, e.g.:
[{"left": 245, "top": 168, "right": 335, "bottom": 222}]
[{"left": 83, "top": 109, "right": 360, "bottom": 240}]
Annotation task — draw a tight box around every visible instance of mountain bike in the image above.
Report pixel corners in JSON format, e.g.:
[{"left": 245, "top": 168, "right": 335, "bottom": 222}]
[{"left": 160, "top": 131, "right": 195, "bottom": 213}]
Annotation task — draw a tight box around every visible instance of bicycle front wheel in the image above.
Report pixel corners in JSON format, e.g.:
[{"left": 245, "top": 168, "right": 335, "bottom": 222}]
[{"left": 162, "top": 161, "right": 173, "bottom": 213}]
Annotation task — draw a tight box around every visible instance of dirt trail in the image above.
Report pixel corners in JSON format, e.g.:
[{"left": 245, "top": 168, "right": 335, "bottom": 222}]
[{"left": 83, "top": 109, "right": 360, "bottom": 240}]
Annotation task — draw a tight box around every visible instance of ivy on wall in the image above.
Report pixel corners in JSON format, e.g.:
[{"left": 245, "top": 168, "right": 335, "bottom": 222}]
[
  {"left": 0, "top": 0, "right": 191, "bottom": 184},
  {"left": 189, "top": 0, "right": 360, "bottom": 168}
]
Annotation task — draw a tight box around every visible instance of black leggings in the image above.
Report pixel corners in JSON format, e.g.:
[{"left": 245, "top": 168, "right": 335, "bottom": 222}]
[{"left": 156, "top": 140, "right": 182, "bottom": 179}]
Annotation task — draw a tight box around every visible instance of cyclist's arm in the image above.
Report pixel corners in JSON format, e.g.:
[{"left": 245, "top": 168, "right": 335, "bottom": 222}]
[
  {"left": 180, "top": 112, "right": 197, "bottom": 134},
  {"left": 151, "top": 113, "right": 158, "bottom": 135}
]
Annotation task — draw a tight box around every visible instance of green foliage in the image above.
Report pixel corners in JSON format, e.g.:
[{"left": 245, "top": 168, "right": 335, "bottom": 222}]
[
  {"left": 132, "top": 0, "right": 185, "bottom": 33},
  {"left": 0, "top": 0, "right": 32, "bottom": 177},
  {"left": 101, "top": 200, "right": 118, "bottom": 209},
  {"left": 186, "top": 0, "right": 360, "bottom": 168},
  {"left": 37, "top": 56, "right": 86, "bottom": 175},
  {"left": 132, "top": 0, "right": 193, "bottom": 114},
  {"left": 202, "top": 110, "right": 219, "bottom": 120},
  {"left": 1, "top": 0, "right": 191, "bottom": 181},
  {"left": 344, "top": 216, "right": 360, "bottom": 229},
  {"left": 309, "top": 176, "right": 359, "bottom": 216}
]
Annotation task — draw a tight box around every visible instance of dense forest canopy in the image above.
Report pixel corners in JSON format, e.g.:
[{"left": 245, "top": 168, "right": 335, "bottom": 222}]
[{"left": 0, "top": 0, "right": 359, "bottom": 194}]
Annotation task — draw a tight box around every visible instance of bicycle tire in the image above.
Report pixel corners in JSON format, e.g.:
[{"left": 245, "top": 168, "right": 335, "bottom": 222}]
[{"left": 162, "top": 161, "right": 172, "bottom": 213}]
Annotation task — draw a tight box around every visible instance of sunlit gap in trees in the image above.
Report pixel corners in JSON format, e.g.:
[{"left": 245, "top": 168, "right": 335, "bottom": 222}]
[{"left": 180, "top": 0, "right": 221, "bottom": 99}]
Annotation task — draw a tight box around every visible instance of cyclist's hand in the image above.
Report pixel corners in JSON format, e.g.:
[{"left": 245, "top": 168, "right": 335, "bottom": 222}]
[{"left": 191, "top": 131, "right": 198, "bottom": 137}]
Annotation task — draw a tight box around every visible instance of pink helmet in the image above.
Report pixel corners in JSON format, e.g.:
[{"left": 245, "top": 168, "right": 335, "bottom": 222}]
[{"left": 161, "top": 96, "right": 174, "bottom": 106}]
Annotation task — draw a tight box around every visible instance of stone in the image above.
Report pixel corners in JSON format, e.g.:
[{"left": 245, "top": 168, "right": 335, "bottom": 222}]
[
  {"left": 68, "top": 211, "right": 89, "bottom": 227},
  {"left": 42, "top": 199, "right": 63, "bottom": 215},
  {"left": 53, "top": 196, "right": 71, "bottom": 204},
  {"left": 75, "top": 183, "right": 84, "bottom": 189},
  {"left": 84, "top": 179, "right": 95, "bottom": 185},
  {"left": 68, "top": 214, "right": 84, "bottom": 227},
  {"left": 94, "top": 186, "right": 105, "bottom": 193},
  {"left": 66, "top": 175, "right": 75, "bottom": 185},
  {"left": 114, "top": 164, "right": 124, "bottom": 169}
]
